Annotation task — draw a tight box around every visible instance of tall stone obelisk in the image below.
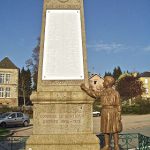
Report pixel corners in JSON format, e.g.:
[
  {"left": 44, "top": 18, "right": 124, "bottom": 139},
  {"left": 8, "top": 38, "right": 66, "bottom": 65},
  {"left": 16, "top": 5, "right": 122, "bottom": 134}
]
[{"left": 26, "top": 0, "right": 100, "bottom": 150}]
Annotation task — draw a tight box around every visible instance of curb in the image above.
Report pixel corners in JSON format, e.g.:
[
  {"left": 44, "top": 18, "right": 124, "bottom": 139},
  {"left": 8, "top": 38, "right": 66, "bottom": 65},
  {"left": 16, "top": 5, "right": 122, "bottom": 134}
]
[{"left": 11, "top": 126, "right": 33, "bottom": 133}]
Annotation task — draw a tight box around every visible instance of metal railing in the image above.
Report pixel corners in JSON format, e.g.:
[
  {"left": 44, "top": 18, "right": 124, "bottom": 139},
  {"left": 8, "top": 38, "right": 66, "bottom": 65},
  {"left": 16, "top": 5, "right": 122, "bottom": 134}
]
[
  {"left": 97, "top": 133, "right": 150, "bottom": 150},
  {"left": 0, "top": 133, "right": 149, "bottom": 150},
  {"left": 138, "top": 134, "right": 150, "bottom": 150},
  {"left": 0, "top": 136, "right": 28, "bottom": 150}
]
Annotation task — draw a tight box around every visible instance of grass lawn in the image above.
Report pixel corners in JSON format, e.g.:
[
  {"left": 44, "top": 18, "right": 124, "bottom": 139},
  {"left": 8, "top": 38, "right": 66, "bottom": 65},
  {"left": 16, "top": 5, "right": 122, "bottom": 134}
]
[{"left": 0, "top": 128, "right": 10, "bottom": 136}]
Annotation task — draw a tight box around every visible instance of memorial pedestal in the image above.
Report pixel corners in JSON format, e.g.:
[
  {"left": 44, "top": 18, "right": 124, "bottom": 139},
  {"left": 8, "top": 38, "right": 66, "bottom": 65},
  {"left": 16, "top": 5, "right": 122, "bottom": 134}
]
[
  {"left": 26, "top": 134, "right": 99, "bottom": 150},
  {"left": 26, "top": 91, "right": 100, "bottom": 150}
]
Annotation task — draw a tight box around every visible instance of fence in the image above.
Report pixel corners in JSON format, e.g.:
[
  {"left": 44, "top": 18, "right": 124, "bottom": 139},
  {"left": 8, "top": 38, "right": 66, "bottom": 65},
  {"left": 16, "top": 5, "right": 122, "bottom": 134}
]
[
  {"left": 97, "top": 133, "right": 150, "bottom": 150},
  {"left": 0, "top": 136, "right": 28, "bottom": 150},
  {"left": 0, "top": 133, "right": 149, "bottom": 150}
]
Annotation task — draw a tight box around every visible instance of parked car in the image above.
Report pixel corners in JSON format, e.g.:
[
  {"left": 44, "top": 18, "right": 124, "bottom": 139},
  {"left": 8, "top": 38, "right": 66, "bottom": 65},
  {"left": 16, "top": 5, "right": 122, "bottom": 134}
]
[
  {"left": 0, "top": 112, "right": 30, "bottom": 128},
  {"left": 93, "top": 111, "right": 100, "bottom": 117}
]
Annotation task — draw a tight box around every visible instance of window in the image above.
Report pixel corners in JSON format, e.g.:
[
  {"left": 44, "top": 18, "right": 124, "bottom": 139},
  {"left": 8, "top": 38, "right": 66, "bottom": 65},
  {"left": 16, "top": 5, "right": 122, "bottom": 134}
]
[
  {"left": 0, "top": 74, "right": 5, "bottom": 84},
  {"left": 9, "top": 113, "right": 16, "bottom": 119},
  {"left": 5, "top": 87, "right": 10, "bottom": 98},
  {"left": 0, "top": 87, "right": 4, "bottom": 98},
  {"left": 145, "top": 79, "right": 148, "bottom": 84},
  {"left": 17, "top": 113, "right": 23, "bottom": 118},
  {"left": 94, "top": 81, "right": 97, "bottom": 84},
  {"left": 6, "top": 74, "right": 11, "bottom": 83},
  {"left": 0, "top": 73, "right": 11, "bottom": 84},
  {"left": 0, "top": 87, "right": 11, "bottom": 98},
  {"left": 145, "top": 88, "right": 149, "bottom": 94}
]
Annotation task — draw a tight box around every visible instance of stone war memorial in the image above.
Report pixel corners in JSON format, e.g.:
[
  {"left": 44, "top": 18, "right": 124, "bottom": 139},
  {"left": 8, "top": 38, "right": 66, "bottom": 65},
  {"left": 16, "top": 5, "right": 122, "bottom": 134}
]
[{"left": 26, "top": 0, "right": 100, "bottom": 150}]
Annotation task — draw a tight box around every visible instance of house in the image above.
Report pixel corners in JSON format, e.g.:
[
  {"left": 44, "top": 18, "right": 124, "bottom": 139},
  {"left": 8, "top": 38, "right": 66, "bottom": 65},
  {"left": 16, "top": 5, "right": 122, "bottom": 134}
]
[
  {"left": 0, "top": 57, "right": 19, "bottom": 106},
  {"left": 89, "top": 74, "right": 104, "bottom": 91},
  {"left": 139, "top": 72, "right": 150, "bottom": 98}
]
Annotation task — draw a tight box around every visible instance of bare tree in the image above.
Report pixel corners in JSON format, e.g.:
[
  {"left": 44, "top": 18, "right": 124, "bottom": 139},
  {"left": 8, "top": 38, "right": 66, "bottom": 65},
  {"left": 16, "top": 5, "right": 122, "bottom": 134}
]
[{"left": 26, "top": 38, "right": 40, "bottom": 90}]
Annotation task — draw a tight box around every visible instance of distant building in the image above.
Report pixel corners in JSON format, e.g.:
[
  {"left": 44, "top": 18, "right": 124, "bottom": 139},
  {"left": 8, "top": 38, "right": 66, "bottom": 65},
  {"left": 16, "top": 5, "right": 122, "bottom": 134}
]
[
  {"left": 139, "top": 72, "right": 150, "bottom": 98},
  {"left": 0, "top": 57, "right": 19, "bottom": 106},
  {"left": 89, "top": 74, "right": 104, "bottom": 91}
]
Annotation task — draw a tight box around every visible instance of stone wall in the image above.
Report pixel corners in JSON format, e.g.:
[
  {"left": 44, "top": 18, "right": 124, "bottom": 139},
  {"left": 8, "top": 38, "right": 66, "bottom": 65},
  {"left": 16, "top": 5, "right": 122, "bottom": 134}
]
[
  {"left": 0, "top": 68, "right": 19, "bottom": 106},
  {"left": 140, "top": 77, "right": 150, "bottom": 98}
]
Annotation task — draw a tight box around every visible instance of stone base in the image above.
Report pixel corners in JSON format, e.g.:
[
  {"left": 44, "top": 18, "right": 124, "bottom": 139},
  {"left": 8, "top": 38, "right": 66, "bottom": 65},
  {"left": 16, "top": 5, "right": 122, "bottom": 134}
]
[{"left": 26, "top": 134, "right": 100, "bottom": 150}]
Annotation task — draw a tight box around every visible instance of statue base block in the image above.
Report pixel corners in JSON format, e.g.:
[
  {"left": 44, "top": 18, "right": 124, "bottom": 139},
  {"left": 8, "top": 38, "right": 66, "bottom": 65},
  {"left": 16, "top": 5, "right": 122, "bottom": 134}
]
[{"left": 26, "top": 134, "right": 100, "bottom": 150}]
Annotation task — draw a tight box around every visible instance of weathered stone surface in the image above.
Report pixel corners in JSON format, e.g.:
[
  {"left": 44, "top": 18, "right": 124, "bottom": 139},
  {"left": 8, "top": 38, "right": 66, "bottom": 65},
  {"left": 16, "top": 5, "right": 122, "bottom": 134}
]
[
  {"left": 45, "top": 0, "right": 81, "bottom": 9},
  {"left": 26, "top": 134, "right": 99, "bottom": 150},
  {"left": 26, "top": 0, "right": 100, "bottom": 149},
  {"left": 37, "top": 0, "right": 88, "bottom": 91},
  {"left": 0, "top": 68, "right": 18, "bottom": 106},
  {"left": 30, "top": 91, "right": 93, "bottom": 102},
  {"left": 33, "top": 103, "right": 92, "bottom": 134}
]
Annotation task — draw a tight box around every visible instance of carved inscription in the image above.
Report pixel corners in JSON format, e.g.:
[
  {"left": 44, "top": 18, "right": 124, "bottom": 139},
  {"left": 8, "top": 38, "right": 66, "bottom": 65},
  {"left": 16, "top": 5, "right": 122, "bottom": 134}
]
[
  {"left": 40, "top": 113, "right": 82, "bottom": 126},
  {"left": 33, "top": 104, "right": 92, "bottom": 134}
]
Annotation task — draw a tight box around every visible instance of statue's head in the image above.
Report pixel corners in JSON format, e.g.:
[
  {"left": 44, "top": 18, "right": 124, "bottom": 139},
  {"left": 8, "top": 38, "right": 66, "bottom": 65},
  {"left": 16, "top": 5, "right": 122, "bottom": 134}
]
[{"left": 103, "top": 76, "right": 115, "bottom": 88}]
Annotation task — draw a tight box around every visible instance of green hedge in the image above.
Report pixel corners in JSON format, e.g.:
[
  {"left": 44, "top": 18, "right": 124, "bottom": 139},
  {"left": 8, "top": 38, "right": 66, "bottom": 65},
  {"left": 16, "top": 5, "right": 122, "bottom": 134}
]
[
  {"left": 93, "top": 98, "right": 150, "bottom": 114},
  {"left": 122, "top": 99, "right": 150, "bottom": 114}
]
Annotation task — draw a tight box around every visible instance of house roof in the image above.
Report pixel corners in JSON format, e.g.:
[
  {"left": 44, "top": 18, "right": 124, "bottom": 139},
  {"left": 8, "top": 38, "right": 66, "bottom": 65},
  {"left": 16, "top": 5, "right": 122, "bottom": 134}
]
[
  {"left": 0, "top": 57, "right": 18, "bottom": 69},
  {"left": 89, "top": 74, "right": 104, "bottom": 80},
  {"left": 139, "top": 72, "right": 150, "bottom": 77}
]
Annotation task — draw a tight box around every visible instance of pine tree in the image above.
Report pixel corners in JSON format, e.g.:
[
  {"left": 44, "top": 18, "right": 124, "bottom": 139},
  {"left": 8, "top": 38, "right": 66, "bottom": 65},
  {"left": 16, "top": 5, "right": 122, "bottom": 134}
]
[
  {"left": 113, "top": 66, "right": 122, "bottom": 80},
  {"left": 26, "top": 38, "right": 40, "bottom": 90},
  {"left": 26, "top": 69, "right": 32, "bottom": 96},
  {"left": 19, "top": 68, "right": 32, "bottom": 106},
  {"left": 104, "top": 72, "right": 112, "bottom": 77}
]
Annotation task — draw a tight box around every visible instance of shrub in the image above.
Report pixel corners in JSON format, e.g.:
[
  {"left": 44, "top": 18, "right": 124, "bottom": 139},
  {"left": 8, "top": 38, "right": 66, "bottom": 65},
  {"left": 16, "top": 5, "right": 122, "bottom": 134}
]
[{"left": 122, "top": 99, "right": 150, "bottom": 114}]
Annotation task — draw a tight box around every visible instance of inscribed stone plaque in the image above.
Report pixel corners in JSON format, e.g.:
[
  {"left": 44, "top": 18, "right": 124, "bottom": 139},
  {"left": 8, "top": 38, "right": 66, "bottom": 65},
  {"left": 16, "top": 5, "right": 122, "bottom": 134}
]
[
  {"left": 42, "top": 10, "right": 84, "bottom": 80},
  {"left": 33, "top": 104, "right": 92, "bottom": 134}
]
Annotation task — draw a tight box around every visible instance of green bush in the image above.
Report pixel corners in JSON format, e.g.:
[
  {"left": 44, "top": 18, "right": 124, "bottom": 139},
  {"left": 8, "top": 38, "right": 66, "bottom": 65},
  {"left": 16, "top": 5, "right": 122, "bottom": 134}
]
[{"left": 122, "top": 99, "right": 150, "bottom": 114}]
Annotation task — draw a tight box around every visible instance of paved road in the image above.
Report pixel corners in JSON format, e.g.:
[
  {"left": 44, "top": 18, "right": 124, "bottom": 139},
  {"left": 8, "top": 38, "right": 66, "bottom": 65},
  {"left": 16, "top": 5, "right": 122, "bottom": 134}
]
[
  {"left": 93, "top": 114, "right": 150, "bottom": 136},
  {"left": 10, "top": 114, "right": 150, "bottom": 137},
  {"left": 0, "top": 114, "right": 148, "bottom": 150},
  {"left": 11, "top": 125, "right": 33, "bottom": 136}
]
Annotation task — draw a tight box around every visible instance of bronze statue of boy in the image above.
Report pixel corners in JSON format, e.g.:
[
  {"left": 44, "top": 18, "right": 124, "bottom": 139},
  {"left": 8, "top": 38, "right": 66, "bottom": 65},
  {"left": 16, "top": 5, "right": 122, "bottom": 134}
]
[{"left": 81, "top": 76, "right": 122, "bottom": 150}]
